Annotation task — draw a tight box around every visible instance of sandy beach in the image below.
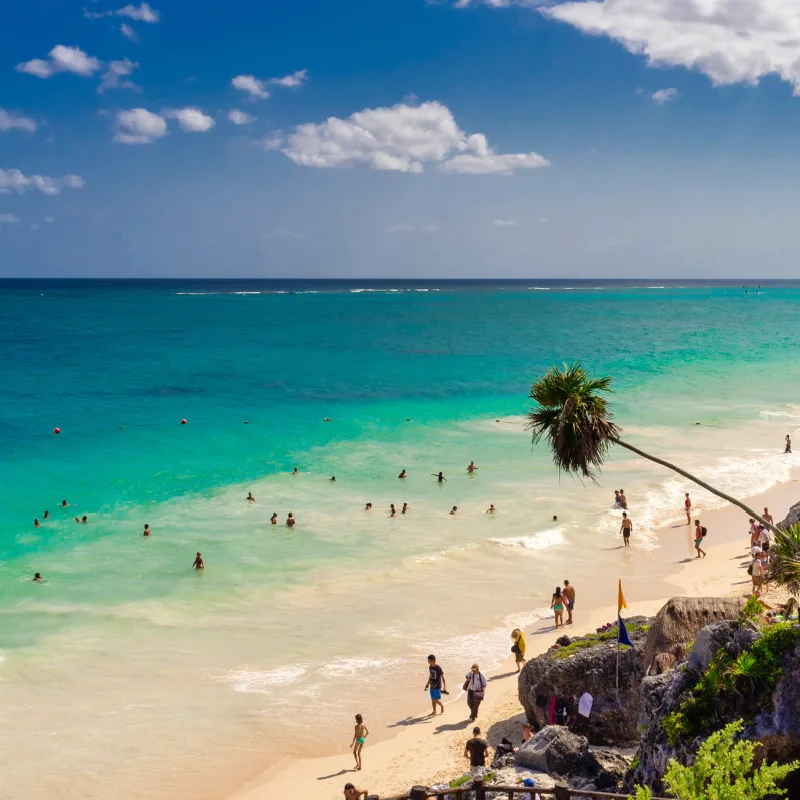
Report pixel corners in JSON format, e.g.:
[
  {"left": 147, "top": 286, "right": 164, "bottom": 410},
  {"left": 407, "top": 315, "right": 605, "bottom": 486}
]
[{"left": 229, "top": 477, "right": 800, "bottom": 800}]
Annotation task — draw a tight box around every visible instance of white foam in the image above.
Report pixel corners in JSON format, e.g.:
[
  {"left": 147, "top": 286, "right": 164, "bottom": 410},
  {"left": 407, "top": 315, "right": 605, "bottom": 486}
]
[
  {"left": 489, "top": 526, "right": 566, "bottom": 551},
  {"left": 320, "top": 657, "right": 393, "bottom": 678},
  {"left": 223, "top": 665, "right": 306, "bottom": 693}
]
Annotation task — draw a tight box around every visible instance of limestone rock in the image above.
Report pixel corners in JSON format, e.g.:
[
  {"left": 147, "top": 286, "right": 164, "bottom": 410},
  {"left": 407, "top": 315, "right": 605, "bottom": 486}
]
[
  {"left": 687, "top": 620, "right": 740, "bottom": 671},
  {"left": 778, "top": 501, "right": 800, "bottom": 530},
  {"left": 515, "top": 726, "right": 589, "bottom": 775}
]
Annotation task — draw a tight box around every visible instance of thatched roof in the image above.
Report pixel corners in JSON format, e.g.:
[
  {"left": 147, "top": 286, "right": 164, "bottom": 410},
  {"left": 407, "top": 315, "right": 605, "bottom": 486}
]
[{"left": 643, "top": 596, "right": 744, "bottom": 675}]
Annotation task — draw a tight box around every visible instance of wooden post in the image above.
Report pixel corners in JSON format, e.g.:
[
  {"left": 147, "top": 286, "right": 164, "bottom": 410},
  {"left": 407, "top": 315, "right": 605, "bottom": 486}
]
[
  {"left": 554, "top": 781, "right": 570, "bottom": 800},
  {"left": 409, "top": 786, "right": 427, "bottom": 800},
  {"left": 473, "top": 776, "right": 486, "bottom": 800}
]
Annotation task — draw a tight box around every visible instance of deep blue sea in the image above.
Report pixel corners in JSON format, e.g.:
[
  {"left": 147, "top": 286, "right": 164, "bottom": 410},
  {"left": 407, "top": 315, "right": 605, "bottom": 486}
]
[{"left": 2, "top": 279, "right": 799, "bottom": 800}]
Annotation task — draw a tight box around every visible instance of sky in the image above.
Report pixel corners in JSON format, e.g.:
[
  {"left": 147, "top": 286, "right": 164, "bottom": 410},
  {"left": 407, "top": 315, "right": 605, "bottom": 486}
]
[{"left": 3, "top": 0, "right": 800, "bottom": 278}]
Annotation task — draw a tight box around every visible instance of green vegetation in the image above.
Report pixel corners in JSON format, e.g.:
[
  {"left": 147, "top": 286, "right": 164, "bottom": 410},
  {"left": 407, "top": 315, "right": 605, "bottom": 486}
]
[
  {"left": 768, "top": 523, "right": 800, "bottom": 597},
  {"left": 662, "top": 622, "right": 800, "bottom": 747},
  {"left": 632, "top": 720, "right": 799, "bottom": 800},
  {"left": 739, "top": 594, "right": 764, "bottom": 627},
  {"left": 630, "top": 756, "right": 640, "bottom": 771},
  {"left": 449, "top": 771, "right": 494, "bottom": 789},
  {"left": 553, "top": 623, "right": 648, "bottom": 659}
]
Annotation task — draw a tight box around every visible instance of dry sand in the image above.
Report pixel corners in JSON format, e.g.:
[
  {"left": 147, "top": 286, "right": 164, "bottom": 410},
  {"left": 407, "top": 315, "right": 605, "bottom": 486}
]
[{"left": 228, "top": 478, "right": 799, "bottom": 800}]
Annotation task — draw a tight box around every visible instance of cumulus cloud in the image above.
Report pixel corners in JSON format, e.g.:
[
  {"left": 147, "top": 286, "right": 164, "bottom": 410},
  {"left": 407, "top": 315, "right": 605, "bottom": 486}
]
[
  {"left": 165, "top": 107, "right": 215, "bottom": 132},
  {"left": 85, "top": 3, "right": 160, "bottom": 23},
  {"left": 17, "top": 45, "right": 103, "bottom": 79},
  {"left": 492, "top": 218, "right": 518, "bottom": 227},
  {"left": 232, "top": 74, "right": 269, "bottom": 100},
  {"left": 278, "top": 101, "right": 549, "bottom": 175},
  {"left": 44, "top": 216, "right": 55, "bottom": 223},
  {"left": 120, "top": 23, "right": 137, "bottom": 41},
  {"left": 114, "top": 108, "right": 168, "bottom": 144},
  {"left": 228, "top": 109, "right": 256, "bottom": 125},
  {"left": 0, "top": 213, "right": 20, "bottom": 224},
  {"left": 0, "top": 169, "right": 85, "bottom": 195},
  {"left": 650, "top": 88, "right": 680, "bottom": 104},
  {"left": 0, "top": 109, "right": 37, "bottom": 133},
  {"left": 98, "top": 58, "right": 140, "bottom": 94},
  {"left": 269, "top": 69, "right": 308, "bottom": 88}
]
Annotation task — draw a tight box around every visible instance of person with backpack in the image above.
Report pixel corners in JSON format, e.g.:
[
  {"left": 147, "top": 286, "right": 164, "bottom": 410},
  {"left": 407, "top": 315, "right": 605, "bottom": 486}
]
[
  {"left": 463, "top": 663, "right": 488, "bottom": 722},
  {"left": 693, "top": 519, "right": 707, "bottom": 559},
  {"left": 750, "top": 554, "right": 765, "bottom": 596}
]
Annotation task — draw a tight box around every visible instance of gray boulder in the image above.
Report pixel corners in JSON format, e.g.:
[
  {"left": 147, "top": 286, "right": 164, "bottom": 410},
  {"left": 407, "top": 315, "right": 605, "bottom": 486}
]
[
  {"left": 515, "top": 726, "right": 589, "bottom": 775},
  {"left": 687, "top": 620, "right": 739, "bottom": 671},
  {"left": 778, "top": 501, "right": 800, "bottom": 530}
]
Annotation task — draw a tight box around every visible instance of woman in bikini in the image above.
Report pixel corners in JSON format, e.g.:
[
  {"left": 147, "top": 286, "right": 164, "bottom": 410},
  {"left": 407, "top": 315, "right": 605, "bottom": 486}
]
[
  {"left": 350, "top": 713, "right": 369, "bottom": 770},
  {"left": 551, "top": 587, "right": 565, "bottom": 628}
]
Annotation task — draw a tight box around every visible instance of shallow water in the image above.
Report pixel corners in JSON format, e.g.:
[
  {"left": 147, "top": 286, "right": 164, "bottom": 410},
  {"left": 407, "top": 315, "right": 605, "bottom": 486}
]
[{"left": 1, "top": 279, "right": 799, "bottom": 799}]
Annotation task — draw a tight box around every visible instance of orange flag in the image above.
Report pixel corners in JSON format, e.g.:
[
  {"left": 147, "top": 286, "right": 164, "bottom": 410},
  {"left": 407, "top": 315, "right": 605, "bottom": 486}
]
[{"left": 618, "top": 579, "right": 628, "bottom": 614}]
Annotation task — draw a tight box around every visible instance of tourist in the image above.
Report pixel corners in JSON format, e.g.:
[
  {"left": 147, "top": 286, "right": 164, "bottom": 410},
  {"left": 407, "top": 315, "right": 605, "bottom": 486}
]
[
  {"left": 330, "top": 476, "right": 337, "bottom": 482},
  {"left": 192, "top": 552, "right": 204, "bottom": 570},
  {"left": 390, "top": 504, "right": 396, "bottom": 517},
  {"left": 750, "top": 542, "right": 762, "bottom": 559},
  {"left": 364, "top": 503, "right": 372, "bottom": 511},
  {"left": 786, "top": 435, "right": 792, "bottom": 453},
  {"left": 81, "top": 516, "right": 87, "bottom": 524},
  {"left": 486, "top": 504, "right": 496, "bottom": 514},
  {"left": 33, "top": 572, "right": 43, "bottom": 582},
  {"left": 432, "top": 471, "right": 447, "bottom": 483},
  {"left": 464, "top": 726, "right": 490, "bottom": 772},
  {"left": 143, "top": 524, "right": 151, "bottom": 537},
  {"left": 694, "top": 520, "right": 707, "bottom": 558},
  {"left": 343, "top": 783, "right": 368, "bottom": 800},
  {"left": 763, "top": 507, "right": 774, "bottom": 526},
  {"left": 619, "top": 489, "right": 628, "bottom": 509},
  {"left": 61, "top": 500, "right": 68, "bottom": 507},
  {"left": 551, "top": 588, "right": 565, "bottom": 628},
  {"left": 750, "top": 520, "right": 760, "bottom": 548},
  {"left": 34, "top": 518, "right": 40, "bottom": 528},
  {"left": 350, "top": 713, "right": 369, "bottom": 771},
  {"left": 449, "top": 506, "right": 457, "bottom": 516},
  {"left": 424, "top": 654, "right": 446, "bottom": 716},
  {"left": 522, "top": 722, "right": 533, "bottom": 743},
  {"left": 759, "top": 525, "right": 771, "bottom": 560},
  {"left": 398, "top": 470, "right": 407, "bottom": 479},
  {"left": 760, "top": 551, "right": 771, "bottom": 593},
  {"left": 270, "top": 512, "right": 278, "bottom": 524},
  {"left": 467, "top": 461, "right": 478, "bottom": 474},
  {"left": 464, "top": 663, "right": 487, "bottom": 721},
  {"left": 620, "top": 512, "right": 633, "bottom": 546},
  {"left": 684, "top": 493, "right": 692, "bottom": 524},
  {"left": 614, "top": 490, "right": 621, "bottom": 508},
  {"left": 286, "top": 512, "right": 296, "bottom": 528},
  {"left": 563, "top": 579, "right": 576, "bottom": 625},
  {"left": 402, "top": 502, "right": 409, "bottom": 514},
  {"left": 43, "top": 510, "right": 49, "bottom": 519},
  {"left": 247, "top": 492, "right": 255, "bottom": 502},
  {"left": 292, "top": 467, "right": 299, "bottom": 475},
  {"left": 511, "top": 628, "right": 526, "bottom": 671},
  {"left": 751, "top": 554, "right": 765, "bottom": 596}
]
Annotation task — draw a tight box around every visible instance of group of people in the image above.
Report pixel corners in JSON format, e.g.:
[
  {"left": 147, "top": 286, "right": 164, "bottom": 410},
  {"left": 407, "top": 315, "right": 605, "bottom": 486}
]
[{"left": 749, "top": 508, "right": 775, "bottom": 596}]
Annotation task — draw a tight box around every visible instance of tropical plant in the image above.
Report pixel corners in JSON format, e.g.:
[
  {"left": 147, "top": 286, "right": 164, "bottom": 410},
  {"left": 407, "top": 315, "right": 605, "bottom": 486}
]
[
  {"left": 768, "top": 523, "right": 800, "bottom": 597},
  {"left": 631, "top": 720, "right": 799, "bottom": 800},
  {"left": 527, "top": 363, "right": 780, "bottom": 535}
]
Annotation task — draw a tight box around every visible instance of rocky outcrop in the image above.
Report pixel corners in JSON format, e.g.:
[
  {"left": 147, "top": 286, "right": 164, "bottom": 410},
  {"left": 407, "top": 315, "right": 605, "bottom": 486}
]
[
  {"left": 778, "top": 501, "right": 800, "bottom": 530},
  {"left": 518, "top": 617, "right": 649, "bottom": 746},
  {"left": 643, "top": 597, "right": 744, "bottom": 675}
]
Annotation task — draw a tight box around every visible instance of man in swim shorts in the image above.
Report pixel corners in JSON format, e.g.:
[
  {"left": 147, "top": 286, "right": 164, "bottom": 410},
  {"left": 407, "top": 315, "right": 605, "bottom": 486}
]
[
  {"left": 620, "top": 513, "right": 633, "bottom": 546},
  {"left": 563, "top": 579, "right": 575, "bottom": 625},
  {"left": 425, "top": 654, "right": 446, "bottom": 716}
]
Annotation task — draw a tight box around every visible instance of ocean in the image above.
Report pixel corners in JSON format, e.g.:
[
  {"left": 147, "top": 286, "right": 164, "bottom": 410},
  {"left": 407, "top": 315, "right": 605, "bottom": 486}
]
[{"left": 1, "top": 279, "right": 799, "bottom": 800}]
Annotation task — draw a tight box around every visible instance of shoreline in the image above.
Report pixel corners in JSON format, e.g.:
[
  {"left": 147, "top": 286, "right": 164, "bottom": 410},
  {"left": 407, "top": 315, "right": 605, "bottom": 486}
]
[{"left": 227, "top": 477, "right": 800, "bottom": 800}]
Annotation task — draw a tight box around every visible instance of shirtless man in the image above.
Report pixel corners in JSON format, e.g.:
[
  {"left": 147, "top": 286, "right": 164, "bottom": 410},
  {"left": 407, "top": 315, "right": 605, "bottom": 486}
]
[
  {"left": 398, "top": 469, "right": 407, "bottom": 479},
  {"left": 620, "top": 513, "right": 633, "bottom": 546},
  {"left": 449, "top": 506, "right": 457, "bottom": 516},
  {"left": 143, "top": 524, "right": 151, "bottom": 536},
  {"left": 247, "top": 492, "right": 255, "bottom": 502},
  {"left": 402, "top": 502, "right": 409, "bottom": 514},
  {"left": 619, "top": 490, "right": 628, "bottom": 510},
  {"left": 466, "top": 461, "right": 477, "bottom": 474},
  {"left": 763, "top": 507, "right": 774, "bottom": 526},
  {"left": 486, "top": 504, "right": 496, "bottom": 514},
  {"left": 563, "top": 579, "right": 576, "bottom": 625},
  {"left": 432, "top": 471, "right": 447, "bottom": 483},
  {"left": 286, "top": 513, "right": 296, "bottom": 528},
  {"left": 192, "top": 552, "right": 205, "bottom": 570}
]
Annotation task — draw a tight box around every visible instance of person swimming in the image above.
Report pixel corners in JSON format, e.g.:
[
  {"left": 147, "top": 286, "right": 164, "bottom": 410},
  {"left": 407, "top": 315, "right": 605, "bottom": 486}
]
[
  {"left": 34, "top": 518, "right": 40, "bottom": 527},
  {"left": 43, "top": 510, "right": 49, "bottom": 519},
  {"left": 286, "top": 512, "right": 296, "bottom": 527},
  {"left": 486, "top": 504, "right": 496, "bottom": 514},
  {"left": 33, "top": 572, "right": 43, "bottom": 582},
  {"left": 292, "top": 467, "right": 299, "bottom": 475},
  {"left": 192, "top": 552, "right": 204, "bottom": 570},
  {"left": 449, "top": 506, "right": 457, "bottom": 515},
  {"left": 398, "top": 470, "right": 407, "bottom": 479},
  {"left": 466, "top": 461, "right": 477, "bottom": 474},
  {"left": 364, "top": 503, "right": 372, "bottom": 511},
  {"left": 143, "top": 524, "right": 151, "bottom": 536},
  {"left": 402, "top": 502, "right": 409, "bottom": 514},
  {"left": 330, "top": 476, "right": 337, "bottom": 482},
  {"left": 81, "top": 516, "right": 87, "bottom": 523},
  {"left": 432, "top": 472, "right": 447, "bottom": 483},
  {"left": 61, "top": 500, "right": 68, "bottom": 507},
  {"left": 247, "top": 492, "right": 255, "bottom": 502}
]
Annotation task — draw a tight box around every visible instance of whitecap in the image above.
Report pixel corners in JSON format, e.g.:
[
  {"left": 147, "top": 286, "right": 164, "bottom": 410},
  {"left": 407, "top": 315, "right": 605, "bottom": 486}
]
[
  {"left": 488, "top": 527, "right": 566, "bottom": 551},
  {"left": 222, "top": 665, "right": 306, "bottom": 694}
]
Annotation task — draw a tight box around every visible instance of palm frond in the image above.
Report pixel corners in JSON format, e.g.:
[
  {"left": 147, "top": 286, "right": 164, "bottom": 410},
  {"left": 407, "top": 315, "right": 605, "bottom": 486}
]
[{"left": 768, "top": 523, "right": 800, "bottom": 597}]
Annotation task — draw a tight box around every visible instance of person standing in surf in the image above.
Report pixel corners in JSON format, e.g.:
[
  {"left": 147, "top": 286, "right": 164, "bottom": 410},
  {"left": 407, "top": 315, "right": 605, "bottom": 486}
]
[
  {"left": 551, "top": 588, "right": 565, "bottom": 628},
  {"left": 563, "top": 579, "right": 575, "bottom": 625},
  {"left": 432, "top": 471, "right": 447, "bottom": 483},
  {"left": 620, "top": 512, "right": 633, "bottom": 546}
]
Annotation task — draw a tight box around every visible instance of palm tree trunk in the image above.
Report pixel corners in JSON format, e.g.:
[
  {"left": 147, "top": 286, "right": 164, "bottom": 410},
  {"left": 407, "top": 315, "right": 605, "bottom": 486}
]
[{"left": 610, "top": 436, "right": 784, "bottom": 538}]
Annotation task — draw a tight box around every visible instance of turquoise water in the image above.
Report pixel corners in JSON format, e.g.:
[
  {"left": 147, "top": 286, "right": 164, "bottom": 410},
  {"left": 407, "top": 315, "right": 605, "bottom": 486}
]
[{"left": 2, "top": 279, "right": 800, "bottom": 800}]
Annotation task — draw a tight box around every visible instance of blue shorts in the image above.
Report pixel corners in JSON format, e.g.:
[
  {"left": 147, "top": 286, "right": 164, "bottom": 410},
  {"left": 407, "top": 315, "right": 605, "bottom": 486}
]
[{"left": 430, "top": 688, "right": 442, "bottom": 701}]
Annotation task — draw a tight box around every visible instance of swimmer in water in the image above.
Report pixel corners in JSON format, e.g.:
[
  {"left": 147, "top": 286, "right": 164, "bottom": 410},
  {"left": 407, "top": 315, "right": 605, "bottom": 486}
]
[
  {"left": 270, "top": 512, "right": 278, "bottom": 524},
  {"left": 74, "top": 517, "right": 80, "bottom": 523},
  {"left": 398, "top": 470, "right": 407, "bottom": 479},
  {"left": 466, "top": 461, "right": 477, "bottom": 474},
  {"left": 143, "top": 524, "right": 151, "bottom": 536},
  {"left": 247, "top": 492, "right": 255, "bottom": 502},
  {"left": 402, "top": 502, "right": 409, "bottom": 514},
  {"left": 33, "top": 572, "right": 43, "bottom": 582},
  {"left": 61, "top": 500, "right": 68, "bottom": 507},
  {"left": 432, "top": 472, "right": 447, "bottom": 483},
  {"left": 330, "top": 476, "right": 337, "bottom": 482},
  {"left": 364, "top": 503, "right": 372, "bottom": 511},
  {"left": 81, "top": 516, "right": 87, "bottom": 524},
  {"left": 486, "top": 504, "right": 496, "bottom": 514},
  {"left": 390, "top": 504, "right": 396, "bottom": 517},
  {"left": 43, "top": 510, "right": 50, "bottom": 519},
  {"left": 292, "top": 467, "right": 299, "bottom": 475},
  {"left": 193, "top": 552, "right": 205, "bottom": 570},
  {"left": 286, "top": 512, "right": 296, "bottom": 528},
  {"left": 34, "top": 518, "right": 40, "bottom": 527},
  {"left": 450, "top": 506, "right": 458, "bottom": 515}
]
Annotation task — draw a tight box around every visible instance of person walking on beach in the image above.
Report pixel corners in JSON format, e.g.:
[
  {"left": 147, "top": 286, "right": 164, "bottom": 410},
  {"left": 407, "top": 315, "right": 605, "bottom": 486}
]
[
  {"left": 349, "top": 713, "right": 369, "bottom": 771},
  {"left": 343, "top": 783, "right": 368, "bottom": 800},
  {"left": 684, "top": 493, "right": 692, "bottom": 524},
  {"left": 619, "top": 490, "right": 628, "bottom": 510},
  {"left": 432, "top": 471, "right": 447, "bottom": 483},
  {"left": 751, "top": 554, "right": 765, "bottom": 596},
  {"left": 563, "top": 579, "right": 576, "bottom": 625},
  {"left": 694, "top": 520, "right": 707, "bottom": 558},
  {"left": 464, "top": 663, "right": 487, "bottom": 721},
  {"left": 467, "top": 461, "right": 478, "bottom": 474},
  {"left": 192, "top": 552, "right": 204, "bottom": 570},
  {"left": 511, "top": 628, "right": 526, "bottom": 671},
  {"left": 424, "top": 654, "right": 446, "bottom": 716},
  {"left": 286, "top": 512, "right": 296, "bottom": 528},
  {"left": 786, "top": 435, "right": 792, "bottom": 454},
  {"left": 464, "top": 726, "right": 490, "bottom": 773},
  {"left": 551, "top": 587, "right": 565, "bottom": 628},
  {"left": 620, "top": 513, "right": 633, "bottom": 547},
  {"left": 759, "top": 525, "right": 772, "bottom": 560}
]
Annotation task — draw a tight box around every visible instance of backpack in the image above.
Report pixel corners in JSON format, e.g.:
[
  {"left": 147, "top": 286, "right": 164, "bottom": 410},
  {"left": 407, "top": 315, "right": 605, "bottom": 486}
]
[{"left": 701, "top": 527, "right": 708, "bottom": 537}]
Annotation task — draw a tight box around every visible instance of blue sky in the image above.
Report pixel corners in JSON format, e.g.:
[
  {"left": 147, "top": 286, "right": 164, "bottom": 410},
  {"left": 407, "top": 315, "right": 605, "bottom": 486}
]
[{"left": 3, "top": 0, "right": 800, "bottom": 278}]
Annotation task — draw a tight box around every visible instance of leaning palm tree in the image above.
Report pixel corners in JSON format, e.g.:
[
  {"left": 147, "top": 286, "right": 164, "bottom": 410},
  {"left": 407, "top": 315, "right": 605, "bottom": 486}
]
[{"left": 527, "top": 362, "right": 782, "bottom": 537}]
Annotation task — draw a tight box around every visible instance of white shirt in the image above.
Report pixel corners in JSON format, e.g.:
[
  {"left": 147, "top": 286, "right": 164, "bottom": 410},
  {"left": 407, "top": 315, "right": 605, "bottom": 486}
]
[
  {"left": 751, "top": 545, "right": 763, "bottom": 557},
  {"left": 465, "top": 672, "right": 487, "bottom": 692},
  {"left": 759, "top": 529, "right": 771, "bottom": 545},
  {"left": 752, "top": 559, "right": 764, "bottom": 577}
]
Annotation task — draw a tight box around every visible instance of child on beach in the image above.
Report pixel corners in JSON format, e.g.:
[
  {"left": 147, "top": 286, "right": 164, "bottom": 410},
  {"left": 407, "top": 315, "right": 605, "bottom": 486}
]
[
  {"left": 350, "top": 713, "right": 369, "bottom": 770},
  {"left": 551, "top": 588, "right": 565, "bottom": 628},
  {"left": 424, "top": 654, "right": 446, "bottom": 716},
  {"left": 693, "top": 520, "right": 707, "bottom": 559}
]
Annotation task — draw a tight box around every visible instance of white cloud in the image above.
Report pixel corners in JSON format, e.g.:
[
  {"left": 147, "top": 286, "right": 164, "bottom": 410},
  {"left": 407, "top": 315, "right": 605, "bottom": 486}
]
[
  {"left": 0, "top": 169, "right": 85, "bottom": 195},
  {"left": 264, "top": 229, "right": 305, "bottom": 239},
  {"left": 120, "top": 23, "right": 137, "bottom": 41},
  {"left": 232, "top": 74, "right": 270, "bottom": 100},
  {"left": 650, "top": 88, "right": 680, "bottom": 105},
  {"left": 30, "top": 222, "right": 41, "bottom": 230},
  {"left": 98, "top": 58, "right": 140, "bottom": 94},
  {"left": 44, "top": 216, "right": 55, "bottom": 223},
  {"left": 17, "top": 45, "right": 103, "bottom": 79},
  {"left": 0, "top": 109, "right": 37, "bottom": 133},
  {"left": 114, "top": 108, "right": 168, "bottom": 144},
  {"left": 492, "top": 218, "right": 518, "bottom": 227},
  {"left": 385, "top": 223, "right": 438, "bottom": 232},
  {"left": 542, "top": 0, "right": 800, "bottom": 94},
  {"left": 279, "top": 101, "right": 549, "bottom": 175},
  {"left": 164, "top": 107, "right": 215, "bottom": 133},
  {"left": 0, "top": 213, "right": 20, "bottom": 224},
  {"left": 269, "top": 69, "right": 308, "bottom": 88},
  {"left": 85, "top": 3, "right": 160, "bottom": 23},
  {"left": 228, "top": 109, "right": 256, "bottom": 125}
]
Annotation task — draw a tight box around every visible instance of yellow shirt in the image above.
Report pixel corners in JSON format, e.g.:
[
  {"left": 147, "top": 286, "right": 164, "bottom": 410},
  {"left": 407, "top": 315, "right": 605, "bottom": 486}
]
[{"left": 515, "top": 632, "right": 526, "bottom": 656}]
